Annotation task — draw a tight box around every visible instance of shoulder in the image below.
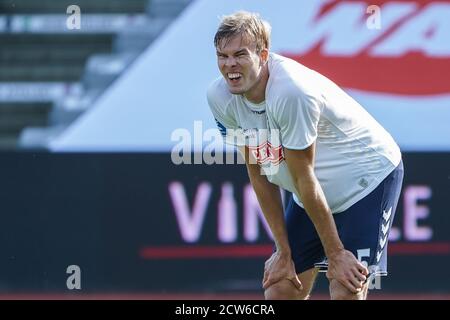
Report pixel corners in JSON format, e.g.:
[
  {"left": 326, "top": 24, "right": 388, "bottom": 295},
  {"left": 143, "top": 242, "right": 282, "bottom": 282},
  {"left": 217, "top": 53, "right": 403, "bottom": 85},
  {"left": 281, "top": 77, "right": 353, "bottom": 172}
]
[
  {"left": 267, "top": 54, "right": 313, "bottom": 106},
  {"left": 267, "top": 54, "right": 323, "bottom": 112},
  {"left": 207, "top": 77, "right": 233, "bottom": 111}
]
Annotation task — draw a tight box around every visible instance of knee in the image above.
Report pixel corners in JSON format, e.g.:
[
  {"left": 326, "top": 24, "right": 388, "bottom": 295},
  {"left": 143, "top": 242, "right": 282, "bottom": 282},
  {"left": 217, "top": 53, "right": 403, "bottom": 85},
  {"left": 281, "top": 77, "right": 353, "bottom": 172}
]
[
  {"left": 264, "top": 279, "right": 310, "bottom": 300},
  {"left": 329, "top": 279, "right": 365, "bottom": 300}
]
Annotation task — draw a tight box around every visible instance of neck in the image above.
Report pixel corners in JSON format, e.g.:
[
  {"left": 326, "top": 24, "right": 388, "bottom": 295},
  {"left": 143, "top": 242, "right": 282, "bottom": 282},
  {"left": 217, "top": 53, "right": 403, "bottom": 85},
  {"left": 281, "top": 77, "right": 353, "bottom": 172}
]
[{"left": 244, "top": 63, "right": 269, "bottom": 104}]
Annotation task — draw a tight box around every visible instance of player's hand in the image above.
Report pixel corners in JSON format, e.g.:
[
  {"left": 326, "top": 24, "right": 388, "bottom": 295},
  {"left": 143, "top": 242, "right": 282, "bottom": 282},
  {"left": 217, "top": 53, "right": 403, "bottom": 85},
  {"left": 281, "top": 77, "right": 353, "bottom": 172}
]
[
  {"left": 326, "top": 249, "right": 369, "bottom": 293},
  {"left": 262, "top": 251, "right": 303, "bottom": 291}
]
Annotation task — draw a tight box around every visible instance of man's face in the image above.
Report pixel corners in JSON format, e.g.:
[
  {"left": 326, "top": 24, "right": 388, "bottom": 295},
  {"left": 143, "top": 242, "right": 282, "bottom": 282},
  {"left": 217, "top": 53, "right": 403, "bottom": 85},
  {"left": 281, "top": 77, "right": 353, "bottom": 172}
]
[{"left": 216, "top": 34, "right": 266, "bottom": 96}]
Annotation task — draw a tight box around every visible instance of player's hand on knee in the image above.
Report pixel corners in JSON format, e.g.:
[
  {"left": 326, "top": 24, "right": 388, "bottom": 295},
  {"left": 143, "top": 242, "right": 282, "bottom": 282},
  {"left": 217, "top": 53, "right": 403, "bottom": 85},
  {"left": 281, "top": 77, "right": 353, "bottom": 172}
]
[
  {"left": 326, "top": 249, "right": 369, "bottom": 294},
  {"left": 262, "top": 251, "right": 303, "bottom": 291}
]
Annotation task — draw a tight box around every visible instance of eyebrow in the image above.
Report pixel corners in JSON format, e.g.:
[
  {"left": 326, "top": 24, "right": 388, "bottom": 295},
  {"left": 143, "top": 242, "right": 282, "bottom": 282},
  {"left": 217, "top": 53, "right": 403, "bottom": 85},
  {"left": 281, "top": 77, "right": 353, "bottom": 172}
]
[
  {"left": 216, "top": 49, "right": 248, "bottom": 55},
  {"left": 234, "top": 49, "right": 247, "bottom": 55}
]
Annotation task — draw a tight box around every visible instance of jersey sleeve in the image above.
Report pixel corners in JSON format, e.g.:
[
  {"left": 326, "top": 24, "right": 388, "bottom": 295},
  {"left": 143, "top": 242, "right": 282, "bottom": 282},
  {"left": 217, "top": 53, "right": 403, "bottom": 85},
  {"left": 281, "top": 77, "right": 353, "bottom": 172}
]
[
  {"left": 206, "top": 82, "right": 244, "bottom": 146},
  {"left": 272, "top": 93, "right": 322, "bottom": 150}
]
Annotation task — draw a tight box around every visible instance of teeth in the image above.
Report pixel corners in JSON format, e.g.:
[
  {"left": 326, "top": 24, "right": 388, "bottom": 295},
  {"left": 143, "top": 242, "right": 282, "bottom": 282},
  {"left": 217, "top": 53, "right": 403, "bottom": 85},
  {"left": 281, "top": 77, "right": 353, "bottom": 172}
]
[{"left": 228, "top": 73, "right": 241, "bottom": 80}]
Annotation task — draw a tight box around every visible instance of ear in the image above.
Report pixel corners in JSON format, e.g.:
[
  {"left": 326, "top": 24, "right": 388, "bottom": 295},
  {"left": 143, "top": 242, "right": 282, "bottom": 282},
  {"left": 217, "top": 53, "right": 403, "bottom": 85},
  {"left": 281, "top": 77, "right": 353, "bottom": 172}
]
[{"left": 260, "top": 48, "right": 269, "bottom": 65}]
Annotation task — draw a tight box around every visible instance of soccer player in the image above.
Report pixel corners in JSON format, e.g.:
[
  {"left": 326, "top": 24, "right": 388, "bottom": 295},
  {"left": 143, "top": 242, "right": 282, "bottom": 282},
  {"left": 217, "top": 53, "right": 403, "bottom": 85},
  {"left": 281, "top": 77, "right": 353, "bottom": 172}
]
[{"left": 207, "top": 11, "right": 404, "bottom": 300}]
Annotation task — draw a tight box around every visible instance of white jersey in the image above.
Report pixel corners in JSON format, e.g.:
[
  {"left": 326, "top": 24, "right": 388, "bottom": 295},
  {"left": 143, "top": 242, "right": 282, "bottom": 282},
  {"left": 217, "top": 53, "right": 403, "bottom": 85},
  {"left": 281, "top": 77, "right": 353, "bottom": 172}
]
[{"left": 207, "top": 53, "right": 401, "bottom": 213}]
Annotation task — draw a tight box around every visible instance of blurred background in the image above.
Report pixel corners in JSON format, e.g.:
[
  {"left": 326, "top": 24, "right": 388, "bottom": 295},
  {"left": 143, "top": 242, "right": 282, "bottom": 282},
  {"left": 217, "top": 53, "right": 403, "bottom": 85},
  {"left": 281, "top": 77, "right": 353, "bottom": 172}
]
[{"left": 0, "top": 0, "right": 449, "bottom": 299}]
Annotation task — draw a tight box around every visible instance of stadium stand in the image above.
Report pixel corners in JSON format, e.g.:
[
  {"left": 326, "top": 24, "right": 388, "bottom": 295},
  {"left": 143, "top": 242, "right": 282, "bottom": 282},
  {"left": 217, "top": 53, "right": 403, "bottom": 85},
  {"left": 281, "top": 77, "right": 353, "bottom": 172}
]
[{"left": 0, "top": 0, "right": 192, "bottom": 149}]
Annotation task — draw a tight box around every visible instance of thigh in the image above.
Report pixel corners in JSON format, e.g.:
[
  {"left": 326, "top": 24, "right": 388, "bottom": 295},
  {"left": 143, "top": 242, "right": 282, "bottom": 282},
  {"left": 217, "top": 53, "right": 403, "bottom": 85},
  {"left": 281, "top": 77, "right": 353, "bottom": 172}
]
[
  {"left": 335, "top": 161, "right": 404, "bottom": 278},
  {"left": 297, "top": 267, "right": 319, "bottom": 298},
  {"left": 264, "top": 268, "right": 319, "bottom": 300},
  {"left": 285, "top": 197, "right": 325, "bottom": 274}
]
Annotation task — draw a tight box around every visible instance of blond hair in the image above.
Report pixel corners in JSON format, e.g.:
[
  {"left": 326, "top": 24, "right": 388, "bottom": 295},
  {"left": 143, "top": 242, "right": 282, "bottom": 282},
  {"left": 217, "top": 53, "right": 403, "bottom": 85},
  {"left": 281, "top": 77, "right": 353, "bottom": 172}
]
[{"left": 214, "top": 11, "right": 271, "bottom": 53}]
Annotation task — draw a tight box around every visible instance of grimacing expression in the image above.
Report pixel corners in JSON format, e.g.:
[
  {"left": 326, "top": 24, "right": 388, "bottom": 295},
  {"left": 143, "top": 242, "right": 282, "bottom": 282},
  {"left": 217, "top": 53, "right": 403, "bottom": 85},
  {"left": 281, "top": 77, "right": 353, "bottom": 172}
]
[{"left": 216, "top": 34, "right": 266, "bottom": 96}]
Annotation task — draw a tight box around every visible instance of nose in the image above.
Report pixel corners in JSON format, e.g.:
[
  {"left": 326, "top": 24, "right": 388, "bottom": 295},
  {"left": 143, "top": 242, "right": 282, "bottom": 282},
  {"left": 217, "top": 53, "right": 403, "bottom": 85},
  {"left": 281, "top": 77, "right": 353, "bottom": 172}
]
[{"left": 225, "top": 56, "right": 237, "bottom": 67}]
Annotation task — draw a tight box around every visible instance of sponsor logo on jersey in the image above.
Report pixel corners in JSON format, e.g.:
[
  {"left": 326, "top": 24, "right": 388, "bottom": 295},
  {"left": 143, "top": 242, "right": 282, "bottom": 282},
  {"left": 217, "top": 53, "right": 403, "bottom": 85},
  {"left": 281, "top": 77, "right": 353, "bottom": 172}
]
[
  {"left": 214, "top": 118, "right": 227, "bottom": 137},
  {"left": 249, "top": 141, "right": 284, "bottom": 166}
]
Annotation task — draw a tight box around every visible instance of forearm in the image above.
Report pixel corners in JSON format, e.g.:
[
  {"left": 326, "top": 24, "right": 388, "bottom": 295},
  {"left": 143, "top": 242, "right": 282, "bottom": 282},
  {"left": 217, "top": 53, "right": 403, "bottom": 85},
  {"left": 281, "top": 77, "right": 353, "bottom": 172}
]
[
  {"left": 247, "top": 164, "right": 290, "bottom": 254},
  {"left": 295, "top": 172, "right": 344, "bottom": 258}
]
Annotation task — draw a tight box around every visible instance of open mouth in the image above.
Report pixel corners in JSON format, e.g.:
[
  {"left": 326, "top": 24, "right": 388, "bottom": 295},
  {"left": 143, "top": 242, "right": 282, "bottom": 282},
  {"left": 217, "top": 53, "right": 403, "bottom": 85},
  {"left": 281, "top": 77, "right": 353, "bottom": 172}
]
[{"left": 227, "top": 72, "right": 242, "bottom": 83}]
